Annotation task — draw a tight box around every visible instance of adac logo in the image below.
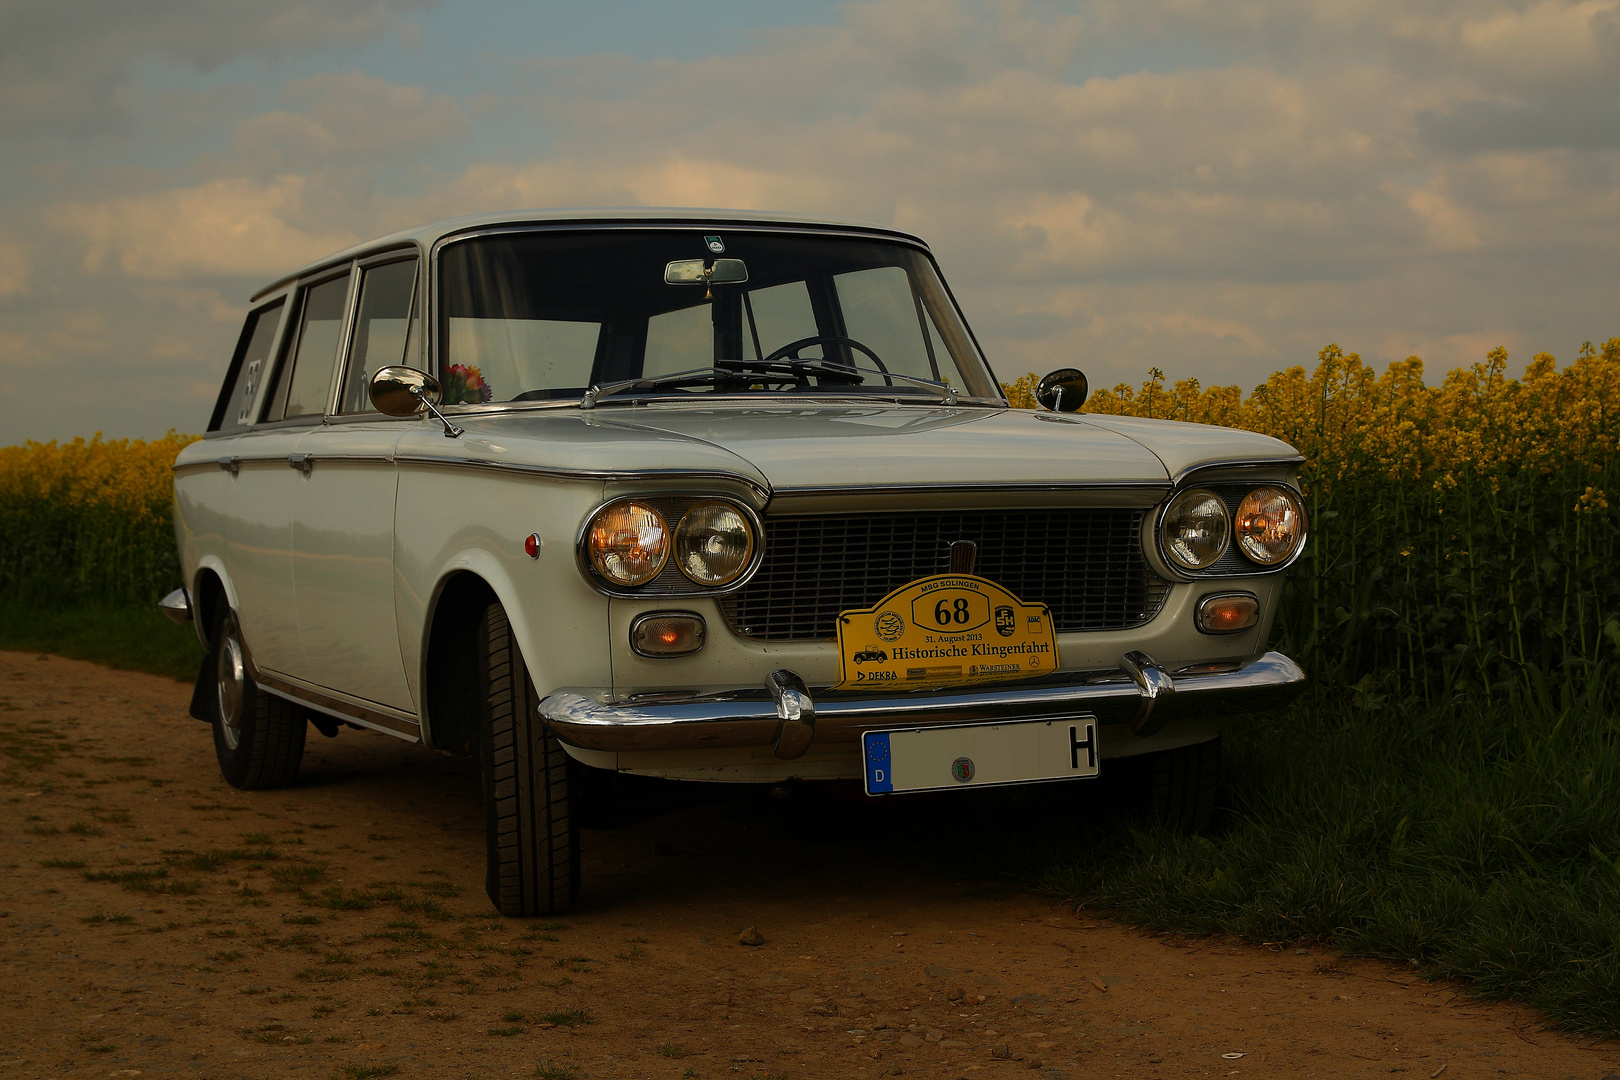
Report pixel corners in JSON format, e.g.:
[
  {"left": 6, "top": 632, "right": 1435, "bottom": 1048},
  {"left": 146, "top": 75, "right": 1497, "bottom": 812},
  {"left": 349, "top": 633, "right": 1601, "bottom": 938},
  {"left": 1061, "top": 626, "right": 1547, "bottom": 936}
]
[
  {"left": 704, "top": 235, "right": 725, "bottom": 253},
  {"left": 994, "top": 605, "right": 1016, "bottom": 637},
  {"left": 951, "top": 756, "right": 976, "bottom": 783}
]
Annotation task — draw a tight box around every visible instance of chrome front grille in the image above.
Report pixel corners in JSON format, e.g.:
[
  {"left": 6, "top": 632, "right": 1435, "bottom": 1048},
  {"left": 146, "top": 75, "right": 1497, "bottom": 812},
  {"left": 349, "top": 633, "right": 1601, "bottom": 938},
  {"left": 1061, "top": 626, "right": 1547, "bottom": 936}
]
[{"left": 720, "top": 508, "right": 1170, "bottom": 641}]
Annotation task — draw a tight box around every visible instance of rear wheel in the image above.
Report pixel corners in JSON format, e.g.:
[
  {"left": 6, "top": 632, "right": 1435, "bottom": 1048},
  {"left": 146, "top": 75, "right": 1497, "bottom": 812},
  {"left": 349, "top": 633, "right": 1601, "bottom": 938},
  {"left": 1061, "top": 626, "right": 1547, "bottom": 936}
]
[
  {"left": 478, "top": 603, "right": 580, "bottom": 916},
  {"left": 210, "top": 608, "right": 306, "bottom": 789},
  {"left": 1146, "top": 736, "right": 1220, "bottom": 833}
]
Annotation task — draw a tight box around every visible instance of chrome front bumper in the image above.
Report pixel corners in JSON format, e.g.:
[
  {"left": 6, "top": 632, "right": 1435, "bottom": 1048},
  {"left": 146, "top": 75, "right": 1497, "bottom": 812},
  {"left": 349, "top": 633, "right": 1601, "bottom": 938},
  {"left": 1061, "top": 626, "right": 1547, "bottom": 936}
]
[{"left": 538, "top": 650, "right": 1305, "bottom": 760}]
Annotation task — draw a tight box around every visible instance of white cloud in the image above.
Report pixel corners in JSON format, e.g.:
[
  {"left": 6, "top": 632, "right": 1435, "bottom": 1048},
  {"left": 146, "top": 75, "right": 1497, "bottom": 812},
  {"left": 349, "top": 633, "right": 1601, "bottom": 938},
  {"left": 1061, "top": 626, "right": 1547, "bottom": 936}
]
[
  {"left": 10, "top": 0, "right": 1620, "bottom": 441},
  {"left": 0, "top": 239, "right": 29, "bottom": 299},
  {"left": 54, "top": 176, "right": 359, "bottom": 281},
  {"left": 0, "top": 0, "right": 434, "bottom": 136},
  {"left": 233, "top": 72, "right": 467, "bottom": 169}
]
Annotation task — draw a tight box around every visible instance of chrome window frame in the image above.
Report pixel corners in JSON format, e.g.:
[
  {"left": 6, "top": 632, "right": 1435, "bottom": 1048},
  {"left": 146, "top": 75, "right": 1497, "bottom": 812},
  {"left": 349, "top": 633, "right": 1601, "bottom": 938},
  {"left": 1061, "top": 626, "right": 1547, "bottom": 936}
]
[{"left": 330, "top": 247, "right": 425, "bottom": 418}]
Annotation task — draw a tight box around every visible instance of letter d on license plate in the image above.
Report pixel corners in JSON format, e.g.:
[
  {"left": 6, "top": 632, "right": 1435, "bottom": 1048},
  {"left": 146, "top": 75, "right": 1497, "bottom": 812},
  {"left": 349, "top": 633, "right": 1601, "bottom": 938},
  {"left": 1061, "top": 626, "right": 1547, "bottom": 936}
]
[{"left": 863, "top": 716, "right": 1100, "bottom": 795}]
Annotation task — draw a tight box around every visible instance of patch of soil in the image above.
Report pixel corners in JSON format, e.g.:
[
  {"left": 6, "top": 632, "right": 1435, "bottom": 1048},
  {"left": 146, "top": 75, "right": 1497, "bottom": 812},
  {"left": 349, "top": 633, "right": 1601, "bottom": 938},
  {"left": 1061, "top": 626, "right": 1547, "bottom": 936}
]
[{"left": 1, "top": 650, "right": 1611, "bottom": 1079}]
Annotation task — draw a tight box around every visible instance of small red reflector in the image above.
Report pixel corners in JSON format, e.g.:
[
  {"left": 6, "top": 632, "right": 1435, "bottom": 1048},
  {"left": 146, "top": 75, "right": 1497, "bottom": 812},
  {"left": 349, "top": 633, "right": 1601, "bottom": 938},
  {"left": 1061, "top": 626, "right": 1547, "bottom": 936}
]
[{"left": 524, "top": 533, "right": 541, "bottom": 559}]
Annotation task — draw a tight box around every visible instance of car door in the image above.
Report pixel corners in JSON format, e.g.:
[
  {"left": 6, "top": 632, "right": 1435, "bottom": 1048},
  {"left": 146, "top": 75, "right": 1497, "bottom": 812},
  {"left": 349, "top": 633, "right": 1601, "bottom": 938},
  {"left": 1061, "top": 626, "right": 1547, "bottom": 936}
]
[
  {"left": 227, "top": 267, "right": 356, "bottom": 681},
  {"left": 289, "top": 253, "right": 419, "bottom": 712}
]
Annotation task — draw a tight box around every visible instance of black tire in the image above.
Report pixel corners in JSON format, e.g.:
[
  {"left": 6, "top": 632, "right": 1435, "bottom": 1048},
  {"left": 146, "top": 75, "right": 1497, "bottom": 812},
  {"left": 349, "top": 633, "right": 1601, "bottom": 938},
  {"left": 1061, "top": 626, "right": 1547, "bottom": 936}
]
[
  {"left": 209, "top": 608, "right": 306, "bottom": 790},
  {"left": 1147, "top": 736, "right": 1220, "bottom": 833},
  {"left": 478, "top": 603, "right": 580, "bottom": 916}
]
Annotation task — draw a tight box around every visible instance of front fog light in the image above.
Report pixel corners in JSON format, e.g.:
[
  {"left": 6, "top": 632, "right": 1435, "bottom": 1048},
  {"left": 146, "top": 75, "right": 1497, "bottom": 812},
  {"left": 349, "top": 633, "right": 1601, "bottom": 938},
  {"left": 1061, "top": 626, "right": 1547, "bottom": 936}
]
[
  {"left": 630, "top": 612, "right": 706, "bottom": 657},
  {"left": 1161, "top": 489, "right": 1230, "bottom": 570},
  {"left": 1234, "top": 486, "right": 1305, "bottom": 565},
  {"left": 1196, "top": 592, "right": 1259, "bottom": 634},
  {"left": 674, "top": 501, "right": 755, "bottom": 586},
  {"left": 587, "top": 500, "right": 669, "bottom": 586}
]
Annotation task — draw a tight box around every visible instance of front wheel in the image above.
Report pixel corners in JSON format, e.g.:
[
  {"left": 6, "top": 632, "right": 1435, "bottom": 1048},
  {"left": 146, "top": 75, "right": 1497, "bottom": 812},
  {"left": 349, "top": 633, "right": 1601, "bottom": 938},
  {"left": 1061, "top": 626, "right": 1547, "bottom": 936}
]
[
  {"left": 1145, "top": 736, "right": 1220, "bottom": 834},
  {"left": 210, "top": 608, "right": 306, "bottom": 789},
  {"left": 478, "top": 603, "right": 580, "bottom": 916}
]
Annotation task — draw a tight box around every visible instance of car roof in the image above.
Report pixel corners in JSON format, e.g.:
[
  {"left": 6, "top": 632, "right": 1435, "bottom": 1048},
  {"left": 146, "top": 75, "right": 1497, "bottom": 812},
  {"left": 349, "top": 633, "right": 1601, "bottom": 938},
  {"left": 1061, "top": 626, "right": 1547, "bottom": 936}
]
[{"left": 250, "top": 207, "right": 930, "bottom": 302}]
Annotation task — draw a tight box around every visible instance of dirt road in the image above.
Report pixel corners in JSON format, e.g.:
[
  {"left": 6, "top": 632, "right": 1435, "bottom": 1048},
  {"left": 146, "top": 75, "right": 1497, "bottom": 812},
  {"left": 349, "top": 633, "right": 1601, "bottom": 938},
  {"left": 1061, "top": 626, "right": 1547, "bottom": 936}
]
[{"left": 0, "top": 650, "right": 1611, "bottom": 1079}]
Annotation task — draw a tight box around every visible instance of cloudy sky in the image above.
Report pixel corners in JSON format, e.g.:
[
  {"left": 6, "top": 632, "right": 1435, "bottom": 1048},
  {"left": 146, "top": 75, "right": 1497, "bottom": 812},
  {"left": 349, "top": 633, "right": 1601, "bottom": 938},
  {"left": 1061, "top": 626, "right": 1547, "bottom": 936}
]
[{"left": 2, "top": 0, "right": 1616, "bottom": 441}]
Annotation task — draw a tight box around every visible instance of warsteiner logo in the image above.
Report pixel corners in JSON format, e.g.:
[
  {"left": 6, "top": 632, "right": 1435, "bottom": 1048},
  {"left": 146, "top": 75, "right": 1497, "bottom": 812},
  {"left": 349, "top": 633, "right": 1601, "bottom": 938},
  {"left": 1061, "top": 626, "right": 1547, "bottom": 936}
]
[{"left": 994, "top": 604, "right": 1015, "bottom": 637}]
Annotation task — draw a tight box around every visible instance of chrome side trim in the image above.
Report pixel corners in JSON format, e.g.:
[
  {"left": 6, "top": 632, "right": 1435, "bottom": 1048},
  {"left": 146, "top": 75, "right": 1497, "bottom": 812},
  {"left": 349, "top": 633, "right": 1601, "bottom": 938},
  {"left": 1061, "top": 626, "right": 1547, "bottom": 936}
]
[
  {"left": 250, "top": 664, "right": 421, "bottom": 742},
  {"left": 395, "top": 455, "right": 771, "bottom": 501},
  {"left": 158, "top": 588, "right": 192, "bottom": 624},
  {"left": 538, "top": 650, "right": 1305, "bottom": 754},
  {"left": 1172, "top": 456, "right": 1306, "bottom": 486}
]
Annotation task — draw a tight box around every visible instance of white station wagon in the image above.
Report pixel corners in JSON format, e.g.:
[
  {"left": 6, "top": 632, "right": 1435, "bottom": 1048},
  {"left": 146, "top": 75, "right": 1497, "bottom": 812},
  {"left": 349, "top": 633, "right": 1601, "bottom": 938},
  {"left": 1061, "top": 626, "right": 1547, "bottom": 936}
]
[{"left": 165, "top": 209, "right": 1307, "bottom": 915}]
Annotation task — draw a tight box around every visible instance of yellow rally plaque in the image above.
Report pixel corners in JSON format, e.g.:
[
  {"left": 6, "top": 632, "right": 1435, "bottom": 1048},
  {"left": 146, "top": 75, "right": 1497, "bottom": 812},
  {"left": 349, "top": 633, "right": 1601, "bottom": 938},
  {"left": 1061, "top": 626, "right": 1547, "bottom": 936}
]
[{"left": 834, "top": 574, "right": 1057, "bottom": 691}]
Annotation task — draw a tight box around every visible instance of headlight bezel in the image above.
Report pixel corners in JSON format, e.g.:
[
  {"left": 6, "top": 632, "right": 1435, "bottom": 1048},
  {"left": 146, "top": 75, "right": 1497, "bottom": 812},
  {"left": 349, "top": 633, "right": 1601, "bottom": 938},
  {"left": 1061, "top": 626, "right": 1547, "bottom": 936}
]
[
  {"left": 576, "top": 495, "right": 765, "bottom": 596},
  {"left": 1152, "top": 477, "right": 1308, "bottom": 578},
  {"left": 582, "top": 499, "right": 671, "bottom": 587},
  {"left": 673, "top": 500, "right": 757, "bottom": 586},
  {"left": 1233, "top": 485, "right": 1306, "bottom": 566},
  {"left": 1157, "top": 487, "right": 1232, "bottom": 572}
]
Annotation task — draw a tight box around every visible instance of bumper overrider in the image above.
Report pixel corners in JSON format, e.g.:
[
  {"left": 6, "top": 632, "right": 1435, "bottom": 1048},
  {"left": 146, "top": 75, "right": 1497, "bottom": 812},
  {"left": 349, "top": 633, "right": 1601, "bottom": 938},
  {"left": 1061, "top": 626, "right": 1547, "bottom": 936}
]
[{"left": 538, "top": 650, "right": 1305, "bottom": 760}]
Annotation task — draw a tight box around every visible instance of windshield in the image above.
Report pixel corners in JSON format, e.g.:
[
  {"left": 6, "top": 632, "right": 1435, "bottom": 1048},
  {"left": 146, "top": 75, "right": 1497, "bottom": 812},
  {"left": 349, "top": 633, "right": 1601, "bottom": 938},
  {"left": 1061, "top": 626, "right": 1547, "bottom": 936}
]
[{"left": 435, "top": 229, "right": 1001, "bottom": 404}]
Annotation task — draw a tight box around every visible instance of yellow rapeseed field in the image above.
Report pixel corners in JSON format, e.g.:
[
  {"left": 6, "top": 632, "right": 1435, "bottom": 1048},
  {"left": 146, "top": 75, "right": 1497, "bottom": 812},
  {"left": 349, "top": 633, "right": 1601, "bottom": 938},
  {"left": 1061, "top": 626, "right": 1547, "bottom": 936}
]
[
  {"left": 0, "top": 432, "right": 200, "bottom": 607},
  {"left": 0, "top": 343, "right": 1614, "bottom": 699}
]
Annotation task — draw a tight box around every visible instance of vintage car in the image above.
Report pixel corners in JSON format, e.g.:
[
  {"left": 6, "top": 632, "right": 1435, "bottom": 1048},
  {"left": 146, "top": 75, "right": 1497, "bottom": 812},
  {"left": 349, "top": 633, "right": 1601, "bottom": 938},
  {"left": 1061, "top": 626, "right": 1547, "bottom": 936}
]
[{"left": 164, "top": 209, "right": 1307, "bottom": 916}]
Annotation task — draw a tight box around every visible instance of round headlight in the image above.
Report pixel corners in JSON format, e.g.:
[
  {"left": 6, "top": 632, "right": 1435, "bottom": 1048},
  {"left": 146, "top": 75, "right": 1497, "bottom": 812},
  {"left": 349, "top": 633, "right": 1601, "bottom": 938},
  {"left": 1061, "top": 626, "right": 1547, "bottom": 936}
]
[
  {"left": 1161, "top": 489, "right": 1231, "bottom": 571},
  {"left": 586, "top": 501, "right": 669, "bottom": 586},
  {"left": 673, "top": 502, "right": 755, "bottom": 586},
  {"left": 1234, "top": 486, "right": 1304, "bottom": 565}
]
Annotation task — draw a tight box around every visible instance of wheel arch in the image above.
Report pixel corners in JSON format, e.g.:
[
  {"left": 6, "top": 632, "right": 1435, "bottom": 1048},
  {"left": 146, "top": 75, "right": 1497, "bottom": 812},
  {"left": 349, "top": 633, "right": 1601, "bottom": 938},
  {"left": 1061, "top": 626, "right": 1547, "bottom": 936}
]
[
  {"left": 418, "top": 553, "right": 557, "bottom": 754},
  {"left": 190, "top": 557, "right": 240, "bottom": 651}
]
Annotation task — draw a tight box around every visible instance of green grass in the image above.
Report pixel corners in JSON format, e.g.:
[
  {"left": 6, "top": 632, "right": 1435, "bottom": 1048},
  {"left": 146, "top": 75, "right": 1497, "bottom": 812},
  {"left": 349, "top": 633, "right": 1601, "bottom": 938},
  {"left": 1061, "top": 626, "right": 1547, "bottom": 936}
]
[
  {"left": 935, "top": 671, "right": 1620, "bottom": 1037},
  {"left": 0, "top": 602, "right": 203, "bottom": 680}
]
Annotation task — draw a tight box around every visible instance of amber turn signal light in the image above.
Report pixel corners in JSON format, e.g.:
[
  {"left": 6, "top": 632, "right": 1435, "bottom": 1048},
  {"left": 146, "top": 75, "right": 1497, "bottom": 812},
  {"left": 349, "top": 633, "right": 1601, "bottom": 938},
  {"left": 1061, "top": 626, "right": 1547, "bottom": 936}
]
[
  {"left": 630, "top": 612, "right": 706, "bottom": 657},
  {"left": 1196, "top": 592, "right": 1259, "bottom": 634}
]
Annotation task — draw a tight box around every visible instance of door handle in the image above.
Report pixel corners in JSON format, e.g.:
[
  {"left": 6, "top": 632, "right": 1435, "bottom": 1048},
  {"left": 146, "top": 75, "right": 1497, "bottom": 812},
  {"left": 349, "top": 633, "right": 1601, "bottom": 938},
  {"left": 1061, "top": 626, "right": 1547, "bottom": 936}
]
[
  {"left": 217, "top": 456, "right": 240, "bottom": 476},
  {"left": 288, "top": 453, "right": 314, "bottom": 476}
]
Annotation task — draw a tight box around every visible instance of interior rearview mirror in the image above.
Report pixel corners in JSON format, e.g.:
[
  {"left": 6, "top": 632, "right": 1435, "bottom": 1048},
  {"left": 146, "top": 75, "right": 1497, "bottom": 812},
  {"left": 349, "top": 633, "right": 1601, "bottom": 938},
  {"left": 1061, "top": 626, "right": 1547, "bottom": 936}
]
[
  {"left": 1036, "top": 368, "right": 1089, "bottom": 412},
  {"left": 664, "top": 258, "right": 749, "bottom": 285}
]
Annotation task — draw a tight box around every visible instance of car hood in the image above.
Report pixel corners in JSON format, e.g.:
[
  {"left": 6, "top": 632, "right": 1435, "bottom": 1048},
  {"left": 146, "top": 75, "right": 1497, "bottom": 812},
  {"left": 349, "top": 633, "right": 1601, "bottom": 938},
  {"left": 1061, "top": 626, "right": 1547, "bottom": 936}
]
[
  {"left": 597, "top": 405, "right": 1173, "bottom": 491},
  {"left": 418, "top": 404, "right": 1300, "bottom": 495}
]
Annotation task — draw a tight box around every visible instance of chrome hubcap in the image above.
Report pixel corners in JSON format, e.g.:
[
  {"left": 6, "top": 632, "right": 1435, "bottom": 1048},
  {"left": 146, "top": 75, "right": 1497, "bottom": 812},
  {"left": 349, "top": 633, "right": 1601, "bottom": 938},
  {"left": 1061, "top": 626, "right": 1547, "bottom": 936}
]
[{"left": 217, "top": 624, "right": 246, "bottom": 751}]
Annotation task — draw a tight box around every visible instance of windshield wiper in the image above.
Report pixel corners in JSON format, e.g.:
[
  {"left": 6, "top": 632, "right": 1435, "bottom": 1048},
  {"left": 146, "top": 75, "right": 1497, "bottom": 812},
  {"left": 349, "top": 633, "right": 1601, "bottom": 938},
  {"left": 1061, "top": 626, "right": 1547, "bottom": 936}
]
[{"left": 578, "top": 359, "right": 959, "bottom": 409}]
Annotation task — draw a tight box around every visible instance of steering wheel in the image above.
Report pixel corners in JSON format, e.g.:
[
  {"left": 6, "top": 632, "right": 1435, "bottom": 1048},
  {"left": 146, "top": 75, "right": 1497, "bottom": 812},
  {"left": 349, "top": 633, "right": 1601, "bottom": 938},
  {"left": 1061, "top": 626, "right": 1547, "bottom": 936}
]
[{"left": 760, "top": 335, "right": 892, "bottom": 386}]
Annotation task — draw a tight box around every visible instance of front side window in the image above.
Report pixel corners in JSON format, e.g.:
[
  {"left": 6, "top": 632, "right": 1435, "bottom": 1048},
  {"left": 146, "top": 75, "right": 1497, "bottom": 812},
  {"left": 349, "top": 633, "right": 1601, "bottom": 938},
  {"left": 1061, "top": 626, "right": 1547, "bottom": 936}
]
[
  {"left": 339, "top": 259, "right": 419, "bottom": 413},
  {"left": 210, "top": 299, "right": 284, "bottom": 432},
  {"left": 270, "top": 272, "right": 352, "bottom": 420},
  {"left": 437, "top": 230, "right": 999, "bottom": 404}
]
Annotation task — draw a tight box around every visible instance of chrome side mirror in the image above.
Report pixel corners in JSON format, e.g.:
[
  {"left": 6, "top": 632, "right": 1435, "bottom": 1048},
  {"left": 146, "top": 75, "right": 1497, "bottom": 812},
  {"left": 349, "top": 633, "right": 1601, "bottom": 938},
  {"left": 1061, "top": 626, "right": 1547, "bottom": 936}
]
[
  {"left": 1036, "top": 368, "right": 1089, "bottom": 412},
  {"left": 369, "top": 366, "right": 463, "bottom": 438}
]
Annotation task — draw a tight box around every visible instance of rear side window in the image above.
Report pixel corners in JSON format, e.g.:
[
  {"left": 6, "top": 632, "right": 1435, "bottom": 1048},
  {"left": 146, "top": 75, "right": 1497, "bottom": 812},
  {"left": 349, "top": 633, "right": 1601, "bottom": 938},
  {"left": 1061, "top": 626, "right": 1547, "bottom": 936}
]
[
  {"left": 268, "top": 272, "right": 352, "bottom": 420},
  {"left": 209, "top": 299, "right": 285, "bottom": 432},
  {"left": 339, "top": 258, "right": 419, "bottom": 413}
]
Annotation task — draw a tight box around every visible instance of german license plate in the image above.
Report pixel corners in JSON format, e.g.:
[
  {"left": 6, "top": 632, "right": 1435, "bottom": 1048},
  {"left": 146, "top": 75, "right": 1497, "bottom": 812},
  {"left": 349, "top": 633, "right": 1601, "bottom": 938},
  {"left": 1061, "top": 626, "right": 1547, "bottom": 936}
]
[
  {"left": 834, "top": 574, "right": 1057, "bottom": 691},
  {"left": 862, "top": 716, "right": 1099, "bottom": 795}
]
